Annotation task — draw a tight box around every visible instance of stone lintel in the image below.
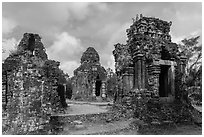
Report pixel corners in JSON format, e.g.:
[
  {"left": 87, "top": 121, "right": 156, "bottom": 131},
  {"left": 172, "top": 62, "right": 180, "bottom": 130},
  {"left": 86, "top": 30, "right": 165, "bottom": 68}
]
[
  {"left": 153, "top": 59, "right": 177, "bottom": 66},
  {"left": 122, "top": 73, "right": 134, "bottom": 76},
  {"left": 133, "top": 52, "right": 144, "bottom": 61},
  {"left": 180, "top": 55, "right": 187, "bottom": 60}
]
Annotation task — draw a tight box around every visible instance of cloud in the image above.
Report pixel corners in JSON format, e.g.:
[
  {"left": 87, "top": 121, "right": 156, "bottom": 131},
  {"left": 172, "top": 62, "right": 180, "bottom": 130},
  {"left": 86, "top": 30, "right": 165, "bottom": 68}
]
[
  {"left": 59, "top": 61, "right": 80, "bottom": 77},
  {"left": 46, "top": 31, "right": 86, "bottom": 76},
  {"left": 2, "top": 2, "right": 202, "bottom": 76},
  {"left": 2, "top": 3, "right": 108, "bottom": 36},
  {"left": 47, "top": 32, "right": 84, "bottom": 62},
  {"left": 67, "top": 2, "right": 108, "bottom": 20},
  {"left": 170, "top": 29, "right": 202, "bottom": 44},
  {"left": 99, "top": 22, "right": 130, "bottom": 71},
  {"left": 2, "top": 38, "right": 18, "bottom": 61},
  {"left": 66, "top": 3, "right": 91, "bottom": 20},
  {"left": 2, "top": 16, "right": 17, "bottom": 35}
]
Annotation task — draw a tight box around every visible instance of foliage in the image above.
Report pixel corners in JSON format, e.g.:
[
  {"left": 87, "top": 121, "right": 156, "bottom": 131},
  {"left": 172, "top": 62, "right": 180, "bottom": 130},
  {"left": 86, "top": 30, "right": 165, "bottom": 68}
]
[
  {"left": 9, "top": 44, "right": 24, "bottom": 57},
  {"left": 113, "top": 43, "right": 133, "bottom": 72},
  {"left": 178, "top": 36, "right": 202, "bottom": 104},
  {"left": 178, "top": 36, "right": 202, "bottom": 85},
  {"left": 106, "top": 73, "right": 117, "bottom": 98}
]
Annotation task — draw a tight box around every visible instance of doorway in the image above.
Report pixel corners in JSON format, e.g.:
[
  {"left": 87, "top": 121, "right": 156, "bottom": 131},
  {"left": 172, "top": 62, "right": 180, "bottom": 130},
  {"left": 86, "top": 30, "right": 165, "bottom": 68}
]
[
  {"left": 159, "top": 65, "right": 170, "bottom": 97},
  {"left": 95, "top": 75, "right": 101, "bottom": 96},
  {"left": 57, "top": 84, "right": 67, "bottom": 108}
]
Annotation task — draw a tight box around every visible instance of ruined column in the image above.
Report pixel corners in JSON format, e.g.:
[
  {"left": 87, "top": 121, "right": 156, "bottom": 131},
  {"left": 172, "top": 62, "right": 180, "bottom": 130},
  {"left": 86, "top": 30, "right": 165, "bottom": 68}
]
[
  {"left": 133, "top": 51, "right": 144, "bottom": 90},
  {"left": 134, "top": 59, "right": 138, "bottom": 89},
  {"left": 141, "top": 54, "right": 146, "bottom": 90},
  {"left": 137, "top": 53, "right": 143, "bottom": 90},
  {"left": 129, "top": 67, "right": 134, "bottom": 90},
  {"left": 122, "top": 73, "right": 127, "bottom": 95},
  {"left": 101, "top": 81, "right": 106, "bottom": 98},
  {"left": 151, "top": 64, "right": 160, "bottom": 97},
  {"left": 137, "top": 57, "right": 141, "bottom": 90},
  {"left": 127, "top": 66, "right": 134, "bottom": 91},
  {"left": 92, "top": 81, "right": 96, "bottom": 97},
  {"left": 170, "top": 62, "right": 176, "bottom": 97}
]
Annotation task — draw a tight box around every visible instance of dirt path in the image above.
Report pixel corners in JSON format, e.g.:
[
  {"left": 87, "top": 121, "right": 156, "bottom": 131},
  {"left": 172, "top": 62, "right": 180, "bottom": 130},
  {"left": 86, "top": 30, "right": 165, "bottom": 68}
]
[
  {"left": 61, "top": 119, "right": 133, "bottom": 135},
  {"left": 52, "top": 100, "right": 133, "bottom": 135},
  {"left": 52, "top": 100, "right": 111, "bottom": 116},
  {"left": 65, "top": 104, "right": 108, "bottom": 115},
  {"left": 53, "top": 100, "right": 201, "bottom": 135}
]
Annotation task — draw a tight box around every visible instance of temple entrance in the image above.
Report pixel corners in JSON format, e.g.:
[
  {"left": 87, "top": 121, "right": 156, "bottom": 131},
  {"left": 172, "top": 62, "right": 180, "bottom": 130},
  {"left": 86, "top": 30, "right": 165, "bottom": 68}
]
[
  {"left": 95, "top": 75, "right": 101, "bottom": 96},
  {"left": 57, "top": 84, "right": 67, "bottom": 108},
  {"left": 159, "top": 65, "right": 170, "bottom": 97}
]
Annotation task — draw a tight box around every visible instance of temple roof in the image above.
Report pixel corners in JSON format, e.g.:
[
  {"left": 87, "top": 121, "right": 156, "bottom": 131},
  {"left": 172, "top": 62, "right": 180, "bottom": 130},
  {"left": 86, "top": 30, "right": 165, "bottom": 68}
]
[
  {"left": 113, "top": 15, "right": 181, "bottom": 73},
  {"left": 74, "top": 47, "right": 106, "bottom": 81},
  {"left": 3, "top": 33, "right": 48, "bottom": 72},
  {"left": 16, "top": 33, "right": 48, "bottom": 60},
  {"left": 80, "top": 47, "right": 100, "bottom": 64}
]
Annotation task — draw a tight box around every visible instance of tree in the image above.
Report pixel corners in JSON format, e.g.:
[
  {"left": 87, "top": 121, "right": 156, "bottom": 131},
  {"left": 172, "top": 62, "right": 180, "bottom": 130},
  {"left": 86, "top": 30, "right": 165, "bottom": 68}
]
[
  {"left": 178, "top": 36, "right": 202, "bottom": 86},
  {"left": 106, "top": 72, "right": 117, "bottom": 98},
  {"left": 178, "top": 36, "right": 202, "bottom": 104}
]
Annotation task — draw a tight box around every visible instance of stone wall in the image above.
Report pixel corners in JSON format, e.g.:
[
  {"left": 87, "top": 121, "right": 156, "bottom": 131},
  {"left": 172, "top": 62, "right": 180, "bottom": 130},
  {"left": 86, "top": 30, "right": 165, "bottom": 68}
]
[
  {"left": 113, "top": 14, "right": 187, "bottom": 101},
  {"left": 2, "top": 33, "right": 65, "bottom": 134},
  {"left": 72, "top": 47, "right": 107, "bottom": 101}
]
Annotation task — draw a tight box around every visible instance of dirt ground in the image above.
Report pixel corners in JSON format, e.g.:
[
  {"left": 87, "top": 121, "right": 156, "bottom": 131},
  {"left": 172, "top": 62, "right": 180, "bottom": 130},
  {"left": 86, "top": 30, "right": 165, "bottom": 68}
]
[
  {"left": 96, "top": 123, "right": 202, "bottom": 135},
  {"left": 55, "top": 100, "right": 202, "bottom": 135}
]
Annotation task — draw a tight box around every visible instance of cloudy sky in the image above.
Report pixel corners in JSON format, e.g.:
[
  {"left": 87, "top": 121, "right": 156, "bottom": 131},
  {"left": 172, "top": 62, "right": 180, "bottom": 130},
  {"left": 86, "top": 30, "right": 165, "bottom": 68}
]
[{"left": 2, "top": 2, "right": 202, "bottom": 76}]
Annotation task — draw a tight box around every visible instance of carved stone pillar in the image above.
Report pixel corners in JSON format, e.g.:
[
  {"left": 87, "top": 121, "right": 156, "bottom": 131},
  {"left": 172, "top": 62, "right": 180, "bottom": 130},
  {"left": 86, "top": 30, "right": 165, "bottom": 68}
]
[
  {"left": 101, "top": 81, "right": 106, "bottom": 98},
  {"left": 92, "top": 81, "right": 96, "bottom": 97},
  {"left": 134, "top": 60, "right": 138, "bottom": 89},
  {"left": 137, "top": 55, "right": 142, "bottom": 90},
  {"left": 151, "top": 64, "right": 160, "bottom": 97},
  {"left": 170, "top": 65, "right": 175, "bottom": 96},
  {"left": 133, "top": 53, "right": 144, "bottom": 90},
  {"left": 122, "top": 73, "right": 128, "bottom": 95},
  {"left": 129, "top": 75, "right": 134, "bottom": 90},
  {"left": 141, "top": 55, "right": 146, "bottom": 89},
  {"left": 128, "top": 66, "right": 134, "bottom": 90}
]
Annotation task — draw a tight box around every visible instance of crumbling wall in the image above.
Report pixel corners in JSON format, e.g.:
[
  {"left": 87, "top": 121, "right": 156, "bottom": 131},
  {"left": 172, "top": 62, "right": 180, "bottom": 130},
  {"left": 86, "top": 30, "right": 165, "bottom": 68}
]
[
  {"left": 72, "top": 47, "right": 107, "bottom": 101},
  {"left": 2, "top": 33, "right": 65, "bottom": 134}
]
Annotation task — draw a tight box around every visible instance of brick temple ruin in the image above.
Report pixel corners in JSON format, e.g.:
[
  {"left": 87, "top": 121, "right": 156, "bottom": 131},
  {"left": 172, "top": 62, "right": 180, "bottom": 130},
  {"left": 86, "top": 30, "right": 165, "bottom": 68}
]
[
  {"left": 2, "top": 33, "right": 67, "bottom": 133},
  {"left": 72, "top": 47, "right": 107, "bottom": 101},
  {"left": 113, "top": 14, "right": 187, "bottom": 102}
]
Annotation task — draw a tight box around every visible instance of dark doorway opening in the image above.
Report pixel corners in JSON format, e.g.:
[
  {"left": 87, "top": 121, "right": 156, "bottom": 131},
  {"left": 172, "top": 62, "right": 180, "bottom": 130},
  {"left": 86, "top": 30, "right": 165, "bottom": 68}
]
[
  {"left": 66, "top": 82, "right": 73, "bottom": 99},
  {"left": 159, "top": 65, "right": 170, "bottom": 97},
  {"left": 28, "top": 34, "right": 35, "bottom": 52},
  {"left": 161, "top": 46, "right": 171, "bottom": 60},
  {"left": 57, "top": 84, "right": 67, "bottom": 108},
  {"left": 95, "top": 75, "right": 101, "bottom": 96}
]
